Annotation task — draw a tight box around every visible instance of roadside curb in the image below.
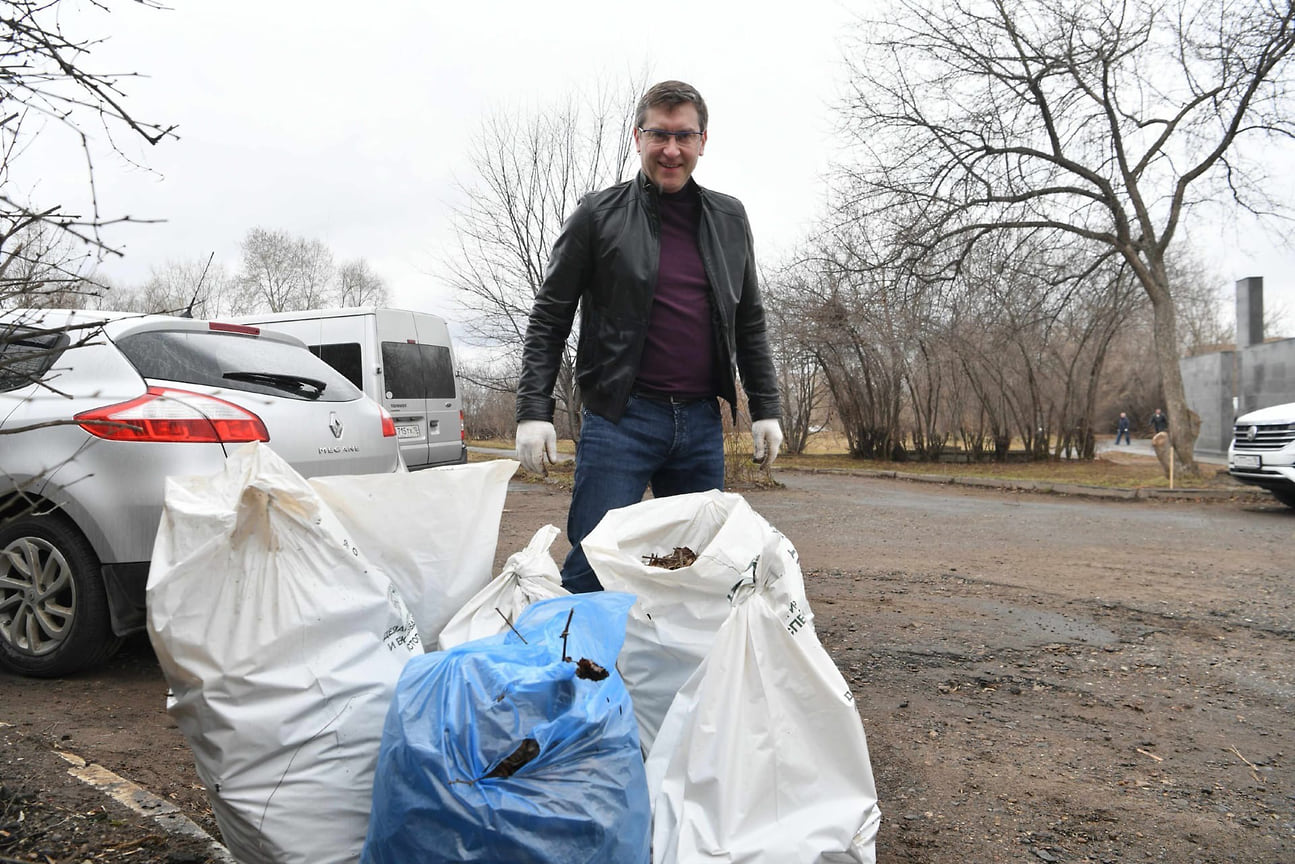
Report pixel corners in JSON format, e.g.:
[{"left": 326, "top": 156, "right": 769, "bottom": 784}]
[
  {"left": 781, "top": 466, "right": 1274, "bottom": 504},
  {"left": 55, "top": 749, "right": 236, "bottom": 863}
]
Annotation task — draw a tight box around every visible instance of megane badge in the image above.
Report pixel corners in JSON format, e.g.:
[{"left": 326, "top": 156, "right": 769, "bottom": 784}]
[{"left": 329, "top": 412, "right": 344, "bottom": 439}]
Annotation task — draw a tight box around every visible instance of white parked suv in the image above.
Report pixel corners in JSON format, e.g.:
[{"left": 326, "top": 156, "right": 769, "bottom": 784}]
[
  {"left": 1228, "top": 401, "right": 1295, "bottom": 509},
  {"left": 0, "top": 308, "right": 403, "bottom": 676}
]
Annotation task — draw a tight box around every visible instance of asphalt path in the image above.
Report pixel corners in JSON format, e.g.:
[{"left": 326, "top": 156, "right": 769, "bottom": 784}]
[{"left": 1093, "top": 436, "right": 1227, "bottom": 464}]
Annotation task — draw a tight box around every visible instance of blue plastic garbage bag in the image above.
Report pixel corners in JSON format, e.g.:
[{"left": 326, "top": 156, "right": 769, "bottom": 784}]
[{"left": 361, "top": 591, "right": 650, "bottom": 864}]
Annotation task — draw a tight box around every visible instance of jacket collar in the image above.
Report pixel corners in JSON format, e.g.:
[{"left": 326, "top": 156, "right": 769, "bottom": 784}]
[{"left": 637, "top": 171, "right": 703, "bottom": 200}]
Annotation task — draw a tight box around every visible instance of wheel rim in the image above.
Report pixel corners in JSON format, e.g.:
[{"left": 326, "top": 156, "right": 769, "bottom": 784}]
[{"left": 0, "top": 536, "right": 77, "bottom": 657}]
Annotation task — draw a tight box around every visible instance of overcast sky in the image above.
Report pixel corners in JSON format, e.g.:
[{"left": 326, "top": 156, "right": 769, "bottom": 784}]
[{"left": 27, "top": 0, "right": 1295, "bottom": 333}]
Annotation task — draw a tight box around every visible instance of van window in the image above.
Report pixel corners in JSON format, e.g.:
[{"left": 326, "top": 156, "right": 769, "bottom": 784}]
[
  {"left": 309, "top": 342, "right": 364, "bottom": 390},
  {"left": 381, "top": 341, "right": 456, "bottom": 400}
]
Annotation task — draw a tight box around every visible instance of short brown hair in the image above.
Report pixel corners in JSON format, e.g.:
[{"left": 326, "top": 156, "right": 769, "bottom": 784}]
[{"left": 635, "top": 80, "right": 708, "bottom": 131}]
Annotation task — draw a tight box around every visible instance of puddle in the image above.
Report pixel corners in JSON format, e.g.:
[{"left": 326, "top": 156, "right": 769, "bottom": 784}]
[{"left": 903, "top": 597, "right": 1118, "bottom": 652}]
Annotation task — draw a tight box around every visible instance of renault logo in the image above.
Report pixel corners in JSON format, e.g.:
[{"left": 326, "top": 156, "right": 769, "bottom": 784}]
[
  {"left": 1246, "top": 425, "right": 1258, "bottom": 442},
  {"left": 329, "top": 412, "right": 344, "bottom": 439}
]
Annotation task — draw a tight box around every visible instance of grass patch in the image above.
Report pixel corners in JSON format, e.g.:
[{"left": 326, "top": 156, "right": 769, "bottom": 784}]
[
  {"left": 467, "top": 440, "right": 573, "bottom": 489},
  {"left": 469, "top": 436, "right": 1235, "bottom": 490},
  {"left": 468, "top": 437, "right": 575, "bottom": 455},
  {"left": 777, "top": 452, "right": 1176, "bottom": 488}
]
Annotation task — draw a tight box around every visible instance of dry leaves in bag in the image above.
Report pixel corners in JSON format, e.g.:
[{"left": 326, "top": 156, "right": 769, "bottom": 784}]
[{"left": 641, "top": 547, "right": 697, "bottom": 570}]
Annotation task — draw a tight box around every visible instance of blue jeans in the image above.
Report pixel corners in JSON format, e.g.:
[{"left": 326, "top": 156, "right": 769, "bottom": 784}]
[
  {"left": 562, "top": 395, "right": 725, "bottom": 593},
  {"left": 1115, "top": 429, "right": 1130, "bottom": 445}
]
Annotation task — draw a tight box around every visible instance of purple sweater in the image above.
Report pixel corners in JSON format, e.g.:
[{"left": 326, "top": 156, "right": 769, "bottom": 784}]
[{"left": 635, "top": 185, "right": 715, "bottom": 397}]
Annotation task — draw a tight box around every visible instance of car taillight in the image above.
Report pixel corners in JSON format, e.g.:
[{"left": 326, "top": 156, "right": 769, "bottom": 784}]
[
  {"left": 379, "top": 406, "right": 396, "bottom": 438},
  {"left": 459, "top": 410, "right": 466, "bottom": 441},
  {"left": 74, "top": 387, "right": 270, "bottom": 443}
]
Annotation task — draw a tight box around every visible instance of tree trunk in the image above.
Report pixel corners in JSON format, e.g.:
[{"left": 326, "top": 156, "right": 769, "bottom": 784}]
[{"left": 1146, "top": 277, "right": 1201, "bottom": 477}]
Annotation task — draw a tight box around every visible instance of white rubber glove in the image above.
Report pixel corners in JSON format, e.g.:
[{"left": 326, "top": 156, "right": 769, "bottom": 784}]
[
  {"left": 516, "top": 420, "right": 557, "bottom": 474},
  {"left": 751, "top": 418, "right": 784, "bottom": 468}
]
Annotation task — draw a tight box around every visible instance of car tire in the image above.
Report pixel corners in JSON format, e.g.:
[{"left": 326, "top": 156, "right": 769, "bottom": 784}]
[
  {"left": 1270, "top": 487, "right": 1295, "bottom": 509},
  {"left": 0, "top": 511, "right": 120, "bottom": 677}
]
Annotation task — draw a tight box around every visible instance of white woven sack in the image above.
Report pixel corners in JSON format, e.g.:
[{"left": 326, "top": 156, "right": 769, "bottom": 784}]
[
  {"left": 436, "top": 523, "right": 569, "bottom": 650},
  {"left": 146, "top": 442, "right": 420, "bottom": 864},
  {"left": 579, "top": 489, "right": 810, "bottom": 752},
  {"left": 310, "top": 459, "right": 517, "bottom": 647},
  {"left": 646, "top": 581, "right": 881, "bottom": 864}
]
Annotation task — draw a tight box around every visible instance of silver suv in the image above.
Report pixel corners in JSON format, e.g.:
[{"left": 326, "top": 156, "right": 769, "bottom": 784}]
[
  {"left": 0, "top": 308, "right": 403, "bottom": 676},
  {"left": 1228, "top": 401, "right": 1295, "bottom": 509}
]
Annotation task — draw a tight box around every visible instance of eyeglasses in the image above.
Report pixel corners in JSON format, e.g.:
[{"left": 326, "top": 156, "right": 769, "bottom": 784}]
[{"left": 637, "top": 127, "right": 704, "bottom": 148}]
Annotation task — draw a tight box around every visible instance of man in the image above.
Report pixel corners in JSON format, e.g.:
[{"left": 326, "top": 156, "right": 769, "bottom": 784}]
[
  {"left": 1114, "top": 412, "right": 1131, "bottom": 445},
  {"left": 515, "top": 80, "right": 783, "bottom": 593},
  {"left": 1150, "top": 408, "right": 1168, "bottom": 434}
]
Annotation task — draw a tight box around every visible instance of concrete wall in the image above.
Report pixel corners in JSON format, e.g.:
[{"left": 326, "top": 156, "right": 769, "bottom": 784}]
[
  {"left": 1181, "top": 337, "right": 1295, "bottom": 455},
  {"left": 1177, "top": 278, "right": 1295, "bottom": 455},
  {"left": 1238, "top": 337, "right": 1295, "bottom": 415},
  {"left": 1181, "top": 350, "right": 1236, "bottom": 455}
]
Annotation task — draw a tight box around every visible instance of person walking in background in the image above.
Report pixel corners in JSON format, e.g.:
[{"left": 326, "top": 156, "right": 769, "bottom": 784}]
[
  {"left": 1115, "top": 412, "right": 1131, "bottom": 445},
  {"left": 515, "top": 79, "right": 783, "bottom": 594},
  {"left": 1150, "top": 408, "right": 1168, "bottom": 434}
]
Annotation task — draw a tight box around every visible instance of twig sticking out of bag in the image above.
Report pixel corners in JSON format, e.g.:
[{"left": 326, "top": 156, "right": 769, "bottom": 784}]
[
  {"left": 642, "top": 546, "right": 697, "bottom": 570},
  {"left": 495, "top": 607, "right": 527, "bottom": 643},
  {"left": 555, "top": 609, "right": 609, "bottom": 679},
  {"left": 560, "top": 609, "right": 574, "bottom": 661}
]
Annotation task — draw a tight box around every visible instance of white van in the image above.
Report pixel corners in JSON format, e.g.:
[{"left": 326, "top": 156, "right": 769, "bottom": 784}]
[{"left": 237, "top": 307, "right": 467, "bottom": 470}]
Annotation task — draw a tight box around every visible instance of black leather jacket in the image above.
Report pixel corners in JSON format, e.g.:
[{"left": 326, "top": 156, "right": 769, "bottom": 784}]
[{"left": 516, "top": 173, "right": 781, "bottom": 424}]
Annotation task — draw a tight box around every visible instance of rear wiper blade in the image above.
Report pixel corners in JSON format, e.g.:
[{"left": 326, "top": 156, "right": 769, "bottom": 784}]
[{"left": 223, "top": 371, "right": 326, "bottom": 398}]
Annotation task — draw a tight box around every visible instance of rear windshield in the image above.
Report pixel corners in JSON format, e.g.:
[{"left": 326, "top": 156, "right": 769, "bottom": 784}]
[
  {"left": 116, "top": 329, "right": 363, "bottom": 402},
  {"left": 0, "top": 326, "right": 67, "bottom": 392},
  {"left": 381, "top": 341, "right": 456, "bottom": 400}
]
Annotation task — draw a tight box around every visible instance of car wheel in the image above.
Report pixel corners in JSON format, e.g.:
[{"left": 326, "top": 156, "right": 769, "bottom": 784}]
[
  {"left": 1270, "top": 487, "right": 1295, "bottom": 509},
  {"left": 0, "top": 512, "right": 119, "bottom": 677}
]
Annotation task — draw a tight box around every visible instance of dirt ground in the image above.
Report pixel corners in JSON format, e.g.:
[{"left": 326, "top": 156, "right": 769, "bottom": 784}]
[{"left": 1, "top": 466, "right": 1292, "bottom": 863}]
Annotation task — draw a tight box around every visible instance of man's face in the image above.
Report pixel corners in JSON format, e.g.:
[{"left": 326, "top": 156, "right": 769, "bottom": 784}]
[{"left": 635, "top": 103, "right": 706, "bottom": 194}]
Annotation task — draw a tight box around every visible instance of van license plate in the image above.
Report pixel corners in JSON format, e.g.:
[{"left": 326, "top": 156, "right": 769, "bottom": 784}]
[
  {"left": 396, "top": 424, "right": 421, "bottom": 439},
  {"left": 1233, "top": 454, "right": 1261, "bottom": 469}
]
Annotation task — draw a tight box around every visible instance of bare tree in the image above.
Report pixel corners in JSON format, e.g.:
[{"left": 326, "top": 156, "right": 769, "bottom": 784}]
[
  {"left": 1165, "top": 251, "right": 1239, "bottom": 356},
  {"left": 234, "top": 228, "right": 335, "bottom": 313},
  {"left": 1, "top": 0, "right": 177, "bottom": 305},
  {"left": 0, "top": 220, "right": 99, "bottom": 308},
  {"left": 780, "top": 224, "right": 915, "bottom": 460},
  {"left": 840, "top": 0, "right": 1295, "bottom": 475},
  {"left": 457, "top": 359, "right": 517, "bottom": 440},
  {"left": 443, "top": 76, "right": 644, "bottom": 437},
  {"left": 336, "top": 258, "right": 389, "bottom": 307},
  {"left": 96, "top": 254, "right": 231, "bottom": 317},
  {"left": 773, "top": 206, "right": 1152, "bottom": 464},
  {"left": 1098, "top": 245, "right": 1247, "bottom": 436},
  {"left": 1048, "top": 261, "right": 1145, "bottom": 459},
  {"left": 764, "top": 266, "right": 832, "bottom": 455}
]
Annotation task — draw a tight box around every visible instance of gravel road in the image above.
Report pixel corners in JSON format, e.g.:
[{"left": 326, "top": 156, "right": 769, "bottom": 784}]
[{"left": 2, "top": 468, "right": 1291, "bottom": 863}]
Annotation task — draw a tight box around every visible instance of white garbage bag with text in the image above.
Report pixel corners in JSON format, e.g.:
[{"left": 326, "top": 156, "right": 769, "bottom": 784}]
[
  {"left": 645, "top": 578, "right": 881, "bottom": 863},
  {"left": 579, "top": 490, "right": 811, "bottom": 752},
  {"left": 146, "top": 442, "right": 421, "bottom": 864},
  {"left": 437, "top": 523, "right": 569, "bottom": 650}
]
